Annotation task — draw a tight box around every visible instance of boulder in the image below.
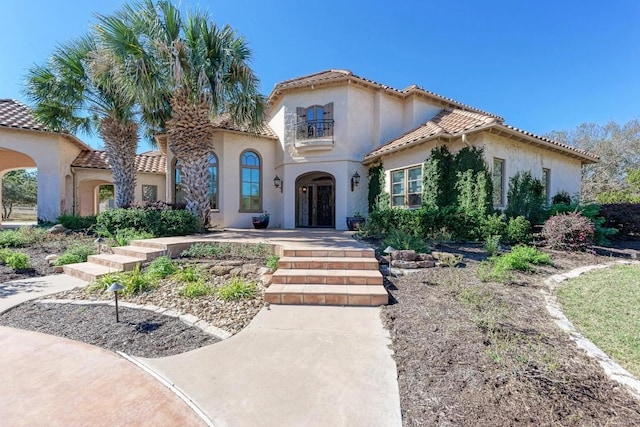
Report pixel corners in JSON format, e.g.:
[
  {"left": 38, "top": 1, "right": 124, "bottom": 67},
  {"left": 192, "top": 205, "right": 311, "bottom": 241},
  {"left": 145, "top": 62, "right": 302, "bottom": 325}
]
[
  {"left": 391, "top": 260, "right": 418, "bottom": 269},
  {"left": 415, "top": 253, "right": 434, "bottom": 261},
  {"left": 431, "top": 251, "right": 461, "bottom": 263},
  {"left": 48, "top": 224, "right": 67, "bottom": 234},
  {"left": 378, "top": 255, "right": 390, "bottom": 265},
  {"left": 416, "top": 260, "right": 436, "bottom": 268},
  {"left": 45, "top": 254, "right": 59, "bottom": 265},
  {"left": 393, "top": 250, "right": 416, "bottom": 261}
]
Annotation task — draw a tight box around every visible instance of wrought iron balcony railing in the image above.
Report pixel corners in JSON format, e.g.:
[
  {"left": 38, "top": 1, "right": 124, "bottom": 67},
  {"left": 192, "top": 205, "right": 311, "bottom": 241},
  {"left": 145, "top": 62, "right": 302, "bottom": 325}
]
[{"left": 295, "top": 119, "right": 334, "bottom": 141}]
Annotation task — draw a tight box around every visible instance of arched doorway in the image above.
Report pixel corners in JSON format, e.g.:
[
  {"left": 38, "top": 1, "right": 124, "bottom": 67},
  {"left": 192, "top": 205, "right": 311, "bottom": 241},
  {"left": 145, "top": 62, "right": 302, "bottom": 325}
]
[{"left": 295, "top": 172, "right": 335, "bottom": 228}]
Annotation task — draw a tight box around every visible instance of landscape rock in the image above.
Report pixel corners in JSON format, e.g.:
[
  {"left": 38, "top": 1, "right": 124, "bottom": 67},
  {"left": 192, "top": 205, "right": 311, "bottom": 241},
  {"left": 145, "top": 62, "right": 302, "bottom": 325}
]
[
  {"left": 416, "top": 253, "right": 434, "bottom": 261},
  {"left": 391, "top": 260, "right": 418, "bottom": 269},
  {"left": 379, "top": 255, "right": 390, "bottom": 265},
  {"left": 45, "top": 254, "right": 59, "bottom": 266},
  {"left": 394, "top": 250, "right": 417, "bottom": 261},
  {"left": 431, "top": 251, "right": 462, "bottom": 264},
  {"left": 48, "top": 224, "right": 67, "bottom": 234},
  {"left": 416, "top": 260, "right": 436, "bottom": 268}
]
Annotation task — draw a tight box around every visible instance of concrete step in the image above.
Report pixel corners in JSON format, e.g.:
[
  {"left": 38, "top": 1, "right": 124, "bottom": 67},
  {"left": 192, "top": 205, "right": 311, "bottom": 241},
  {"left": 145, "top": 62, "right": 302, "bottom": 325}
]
[
  {"left": 265, "top": 284, "right": 388, "bottom": 306},
  {"left": 63, "top": 262, "right": 119, "bottom": 282},
  {"left": 129, "top": 239, "right": 195, "bottom": 257},
  {"left": 87, "top": 254, "right": 145, "bottom": 271},
  {"left": 278, "top": 256, "right": 379, "bottom": 270},
  {"left": 111, "top": 245, "right": 166, "bottom": 261},
  {"left": 271, "top": 269, "right": 382, "bottom": 286},
  {"left": 281, "top": 248, "right": 375, "bottom": 258}
]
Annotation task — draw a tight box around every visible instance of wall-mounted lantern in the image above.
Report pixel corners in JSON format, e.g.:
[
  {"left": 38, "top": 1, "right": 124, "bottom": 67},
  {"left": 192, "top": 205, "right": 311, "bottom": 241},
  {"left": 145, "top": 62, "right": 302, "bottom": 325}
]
[{"left": 351, "top": 172, "right": 360, "bottom": 191}]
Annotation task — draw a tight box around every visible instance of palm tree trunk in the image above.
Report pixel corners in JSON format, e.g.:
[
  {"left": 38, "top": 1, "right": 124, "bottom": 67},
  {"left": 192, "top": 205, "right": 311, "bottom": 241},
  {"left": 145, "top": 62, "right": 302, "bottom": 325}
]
[
  {"left": 167, "top": 91, "right": 215, "bottom": 228},
  {"left": 99, "top": 117, "right": 138, "bottom": 208}
]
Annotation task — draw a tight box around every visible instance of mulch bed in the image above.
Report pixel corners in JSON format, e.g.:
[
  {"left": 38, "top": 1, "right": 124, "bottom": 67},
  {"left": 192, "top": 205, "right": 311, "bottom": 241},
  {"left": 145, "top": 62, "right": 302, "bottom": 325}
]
[
  {"left": 0, "top": 301, "right": 218, "bottom": 357},
  {"left": 382, "top": 243, "right": 640, "bottom": 426}
]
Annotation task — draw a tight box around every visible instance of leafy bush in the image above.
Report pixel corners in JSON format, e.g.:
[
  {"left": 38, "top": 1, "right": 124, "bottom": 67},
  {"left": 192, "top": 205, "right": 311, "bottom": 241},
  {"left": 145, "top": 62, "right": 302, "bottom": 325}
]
[
  {"left": 266, "top": 254, "right": 279, "bottom": 270},
  {"left": 0, "top": 248, "right": 13, "bottom": 263},
  {"left": 56, "top": 214, "right": 97, "bottom": 230},
  {"left": 120, "top": 265, "right": 156, "bottom": 295},
  {"left": 506, "top": 216, "right": 532, "bottom": 245},
  {"left": 541, "top": 212, "right": 595, "bottom": 251},
  {"left": 54, "top": 244, "right": 95, "bottom": 265},
  {"left": 548, "top": 202, "right": 617, "bottom": 245},
  {"left": 505, "top": 171, "right": 546, "bottom": 224},
  {"left": 367, "top": 164, "right": 385, "bottom": 213},
  {"left": 0, "top": 227, "right": 47, "bottom": 248},
  {"left": 382, "top": 229, "right": 430, "bottom": 253},
  {"left": 600, "top": 203, "right": 640, "bottom": 240},
  {"left": 180, "top": 281, "right": 212, "bottom": 298},
  {"left": 144, "top": 256, "right": 177, "bottom": 280},
  {"left": 484, "top": 235, "right": 501, "bottom": 256},
  {"left": 181, "top": 243, "right": 221, "bottom": 258},
  {"left": 172, "top": 265, "right": 205, "bottom": 283},
  {"left": 96, "top": 206, "right": 198, "bottom": 237},
  {"left": 111, "top": 228, "right": 154, "bottom": 246},
  {"left": 216, "top": 277, "right": 258, "bottom": 301},
  {"left": 551, "top": 191, "right": 572, "bottom": 205},
  {"left": 480, "top": 246, "right": 552, "bottom": 283},
  {"left": 5, "top": 252, "right": 30, "bottom": 270},
  {"left": 481, "top": 213, "right": 507, "bottom": 240}
]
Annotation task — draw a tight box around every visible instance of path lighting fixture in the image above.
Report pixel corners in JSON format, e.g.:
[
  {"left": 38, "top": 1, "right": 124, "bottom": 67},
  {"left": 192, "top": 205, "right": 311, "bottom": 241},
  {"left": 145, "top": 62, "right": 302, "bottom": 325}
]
[
  {"left": 94, "top": 237, "right": 105, "bottom": 254},
  {"left": 273, "top": 175, "right": 282, "bottom": 193},
  {"left": 107, "top": 282, "right": 124, "bottom": 323},
  {"left": 351, "top": 172, "right": 360, "bottom": 191},
  {"left": 383, "top": 246, "right": 396, "bottom": 262}
]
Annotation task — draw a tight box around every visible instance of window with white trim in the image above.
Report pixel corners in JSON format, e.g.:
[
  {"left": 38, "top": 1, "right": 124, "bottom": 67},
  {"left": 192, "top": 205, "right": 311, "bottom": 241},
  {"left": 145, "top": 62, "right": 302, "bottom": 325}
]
[
  {"left": 391, "top": 166, "right": 422, "bottom": 208},
  {"left": 542, "top": 168, "right": 550, "bottom": 203},
  {"left": 240, "top": 150, "right": 261, "bottom": 212}
]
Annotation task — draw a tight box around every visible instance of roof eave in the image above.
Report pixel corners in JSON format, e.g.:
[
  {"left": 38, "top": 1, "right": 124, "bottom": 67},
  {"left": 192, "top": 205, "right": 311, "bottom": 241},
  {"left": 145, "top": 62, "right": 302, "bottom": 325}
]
[{"left": 0, "top": 125, "right": 92, "bottom": 151}]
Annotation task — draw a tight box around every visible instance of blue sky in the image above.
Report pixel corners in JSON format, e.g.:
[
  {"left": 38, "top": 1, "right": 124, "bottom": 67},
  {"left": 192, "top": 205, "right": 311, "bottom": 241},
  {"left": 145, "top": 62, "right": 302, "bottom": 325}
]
[{"left": 2, "top": 0, "right": 638, "bottom": 152}]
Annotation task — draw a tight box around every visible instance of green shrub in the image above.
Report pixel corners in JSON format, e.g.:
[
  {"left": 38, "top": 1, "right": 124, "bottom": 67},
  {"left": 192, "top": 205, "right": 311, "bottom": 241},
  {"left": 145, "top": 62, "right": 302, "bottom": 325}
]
[
  {"left": 120, "top": 265, "right": 156, "bottom": 295},
  {"left": 548, "top": 203, "right": 617, "bottom": 246},
  {"left": 266, "top": 254, "right": 279, "bottom": 270},
  {"left": 367, "top": 164, "right": 385, "bottom": 213},
  {"left": 90, "top": 272, "right": 124, "bottom": 292},
  {"left": 0, "top": 248, "right": 14, "bottom": 263},
  {"left": 382, "top": 229, "right": 430, "bottom": 253},
  {"left": 481, "top": 213, "right": 507, "bottom": 240},
  {"left": 216, "top": 277, "right": 258, "bottom": 301},
  {"left": 541, "top": 212, "right": 595, "bottom": 251},
  {"left": 506, "top": 216, "right": 532, "bottom": 245},
  {"left": 505, "top": 171, "right": 546, "bottom": 224},
  {"left": 181, "top": 243, "right": 221, "bottom": 258},
  {"left": 56, "top": 214, "right": 97, "bottom": 230},
  {"left": 144, "top": 256, "right": 176, "bottom": 280},
  {"left": 159, "top": 209, "right": 200, "bottom": 236},
  {"left": 0, "top": 227, "right": 45, "bottom": 248},
  {"left": 480, "top": 246, "right": 552, "bottom": 283},
  {"left": 54, "top": 244, "right": 95, "bottom": 266},
  {"left": 484, "top": 235, "right": 501, "bottom": 256},
  {"left": 551, "top": 191, "right": 572, "bottom": 205},
  {"left": 172, "top": 265, "right": 205, "bottom": 283},
  {"left": 5, "top": 252, "right": 30, "bottom": 270},
  {"left": 180, "top": 281, "right": 212, "bottom": 298},
  {"left": 111, "top": 228, "right": 154, "bottom": 246},
  {"left": 96, "top": 207, "right": 198, "bottom": 237}
]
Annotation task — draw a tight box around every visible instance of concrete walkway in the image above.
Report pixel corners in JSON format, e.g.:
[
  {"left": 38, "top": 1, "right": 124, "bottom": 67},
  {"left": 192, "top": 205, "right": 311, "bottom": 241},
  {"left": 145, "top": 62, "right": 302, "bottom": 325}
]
[
  {"left": 0, "top": 274, "right": 86, "bottom": 314},
  {"left": 139, "top": 304, "right": 402, "bottom": 427}
]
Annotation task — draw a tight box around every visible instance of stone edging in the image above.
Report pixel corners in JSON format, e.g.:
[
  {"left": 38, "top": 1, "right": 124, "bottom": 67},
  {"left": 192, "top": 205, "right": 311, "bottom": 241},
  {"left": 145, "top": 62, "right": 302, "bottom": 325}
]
[
  {"left": 542, "top": 261, "right": 640, "bottom": 399},
  {"left": 37, "top": 299, "right": 232, "bottom": 340}
]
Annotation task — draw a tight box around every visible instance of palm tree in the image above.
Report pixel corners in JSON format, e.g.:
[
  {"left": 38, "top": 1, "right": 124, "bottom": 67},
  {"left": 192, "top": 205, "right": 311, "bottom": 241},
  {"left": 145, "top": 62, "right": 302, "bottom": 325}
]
[
  {"left": 95, "top": 0, "right": 266, "bottom": 227},
  {"left": 24, "top": 36, "right": 140, "bottom": 208}
]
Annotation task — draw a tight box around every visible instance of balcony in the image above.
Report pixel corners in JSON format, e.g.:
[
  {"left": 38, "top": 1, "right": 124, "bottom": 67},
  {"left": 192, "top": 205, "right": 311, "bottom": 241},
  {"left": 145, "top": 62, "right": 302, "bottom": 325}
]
[{"left": 294, "top": 119, "right": 334, "bottom": 151}]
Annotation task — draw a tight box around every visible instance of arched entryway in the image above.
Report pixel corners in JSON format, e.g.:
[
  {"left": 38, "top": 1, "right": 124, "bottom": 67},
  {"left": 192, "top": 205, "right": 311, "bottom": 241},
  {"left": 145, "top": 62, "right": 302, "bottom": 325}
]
[{"left": 295, "top": 172, "right": 335, "bottom": 228}]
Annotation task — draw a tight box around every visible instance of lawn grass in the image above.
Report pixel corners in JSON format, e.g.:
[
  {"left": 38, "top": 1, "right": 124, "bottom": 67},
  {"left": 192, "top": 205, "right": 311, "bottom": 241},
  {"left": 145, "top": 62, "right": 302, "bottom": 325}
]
[{"left": 556, "top": 264, "right": 640, "bottom": 377}]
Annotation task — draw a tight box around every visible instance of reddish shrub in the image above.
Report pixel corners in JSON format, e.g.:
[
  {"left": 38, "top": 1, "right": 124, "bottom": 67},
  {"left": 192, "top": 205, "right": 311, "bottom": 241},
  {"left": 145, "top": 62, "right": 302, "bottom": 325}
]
[{"left": 541, "top": 212, "right": 595, "bottom": 251}]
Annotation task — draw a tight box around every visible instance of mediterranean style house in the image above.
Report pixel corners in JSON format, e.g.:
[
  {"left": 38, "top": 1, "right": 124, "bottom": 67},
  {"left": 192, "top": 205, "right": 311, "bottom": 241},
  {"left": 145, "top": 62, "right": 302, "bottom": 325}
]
[{"left": 0, "top": 70, "right": 598, "bottom": 228}]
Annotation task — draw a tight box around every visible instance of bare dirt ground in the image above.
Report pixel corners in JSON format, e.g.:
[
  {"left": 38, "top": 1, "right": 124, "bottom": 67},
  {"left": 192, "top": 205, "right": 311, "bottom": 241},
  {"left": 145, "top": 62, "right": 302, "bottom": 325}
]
[{"left": 382, "top": 243, "right": 640, "bottom": 426}]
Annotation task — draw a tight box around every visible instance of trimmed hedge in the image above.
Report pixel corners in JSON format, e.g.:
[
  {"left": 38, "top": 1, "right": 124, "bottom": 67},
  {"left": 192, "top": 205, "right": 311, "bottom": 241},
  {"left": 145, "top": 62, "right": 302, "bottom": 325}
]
[
  {"left": 56, "top": 214, "right": 97, "bottom": 230},
  {"left": 96, "top": 204, "right": 198, "bottom": 237}
]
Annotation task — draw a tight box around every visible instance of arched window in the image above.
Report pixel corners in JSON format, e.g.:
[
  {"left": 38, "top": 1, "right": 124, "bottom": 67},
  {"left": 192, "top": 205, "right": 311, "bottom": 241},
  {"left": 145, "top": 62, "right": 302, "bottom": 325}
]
[
  {"left": 175, "top": 153, "right": 218, "bottom": 209},
  {"left": 240, "top": 150, "right": 261, "bottom": 212}
]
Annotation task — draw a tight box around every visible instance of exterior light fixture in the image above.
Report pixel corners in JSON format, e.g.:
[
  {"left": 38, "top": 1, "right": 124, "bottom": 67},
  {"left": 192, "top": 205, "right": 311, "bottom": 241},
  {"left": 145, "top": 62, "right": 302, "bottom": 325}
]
[
  {"left": 273, "top": 175, "right": 282, "bottom": 193},
  {"left": 94, "top": 237, "right": 105, "bottom": 254},
  {"left": 107, "top": 282, "right": 125, "bottom": 322},
  {"left": 351, "top": 172, "right": 360, "bottom": 191},
  {"left": 383, "top": 245, "right": 396, "bottom": 262}
]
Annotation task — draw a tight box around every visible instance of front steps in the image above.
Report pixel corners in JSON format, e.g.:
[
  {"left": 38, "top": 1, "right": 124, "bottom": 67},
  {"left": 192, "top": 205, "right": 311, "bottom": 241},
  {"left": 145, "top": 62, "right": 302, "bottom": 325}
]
[{"left": 265, "top": 248, "right": 387, "bottom": 307}]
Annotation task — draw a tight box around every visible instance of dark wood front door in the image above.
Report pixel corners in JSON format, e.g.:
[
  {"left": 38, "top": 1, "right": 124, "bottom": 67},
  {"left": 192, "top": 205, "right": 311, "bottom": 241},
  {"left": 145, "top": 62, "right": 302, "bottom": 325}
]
[{"left": 296, "top": 174, "right": 335, "bottom": 228}]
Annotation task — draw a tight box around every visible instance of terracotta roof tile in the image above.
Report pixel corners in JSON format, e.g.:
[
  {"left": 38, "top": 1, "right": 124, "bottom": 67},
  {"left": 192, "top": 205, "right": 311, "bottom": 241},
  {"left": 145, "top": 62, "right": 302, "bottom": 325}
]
[
  {"left": 270, "top": 70, "right": 502, "bottom": 120},
  {"left": 72, "top": 150, "right": 167, "bottom": 173},
  {"left": 365, "top": 109, "right": 495, "bottom": 160},
  {"left": 0, "top": 99, "right": 49, "bottom": 131},
  {"left": 211, "top": 114, "right": 278, "bottom": 139}
]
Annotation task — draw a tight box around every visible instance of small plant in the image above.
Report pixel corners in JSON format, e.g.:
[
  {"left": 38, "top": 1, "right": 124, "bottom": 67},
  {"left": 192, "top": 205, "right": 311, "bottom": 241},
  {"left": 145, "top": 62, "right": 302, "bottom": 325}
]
[
  {"left": 382, "top": 229, "right": 430, "bottom": 253},
  {"left": 121, "top": 264, "right": 155, "bottom": 295},
  {"left": 181, "top": 243, "right": 221, "bottom": 258},
  {"left": 0, "top": 248, "right": 14, "bottom": 263},
  {"left": 216, "top": 277, "right": 258, "bottom": 301},
  {"left": 266, "top": 254, "right": 279, "bottom": 271},
  {"left": 145, "top": 256, "right": 176, "bottom": 279},
  {"left": 484, "top": 235, "right": 501, "bottom": 256},
  {"left": 551, "top": 190, "right": 572, "bottom": 205},
  {"left": 541, "top": 212, "right": 595, "bottom": 251},
  {"left": 480, "top": 246, "right": 552, "bottom": 283},
  {"left": 506, "top": 216, "right": 532, "bottom": 245},
  {"left": 180, "top": 281, "right": 213, "bottom": 298},
  {"left": 55, "top": 244, "right": 95, "bottom": 266},
  {"left": 89, "top": 272, "right": 124, "bottom": 292},
  {"left": 5, "top": 252, "right": 30, "bottom": 270},
  {"left": 111, "top": 228, "right": 154, "bottom": 246},
  {"left": 172, "top": 264, "right": 205, "bottom": 283}
]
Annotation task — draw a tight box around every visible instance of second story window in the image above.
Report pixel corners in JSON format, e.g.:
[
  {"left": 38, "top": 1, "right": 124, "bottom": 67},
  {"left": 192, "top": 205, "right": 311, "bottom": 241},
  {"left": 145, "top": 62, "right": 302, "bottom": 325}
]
[{"left": 296, "top": 103, "right": 334, "bottom": 140}]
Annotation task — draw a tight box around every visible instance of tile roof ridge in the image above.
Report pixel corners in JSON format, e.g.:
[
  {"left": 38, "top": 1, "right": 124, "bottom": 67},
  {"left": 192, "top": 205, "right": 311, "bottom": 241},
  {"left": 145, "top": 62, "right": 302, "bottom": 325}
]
[
  {"left": 500, "top": 123, "right": 599, "bottom": 160},
  {"left": 275, "top": 69, "right": 352, "bottom": 87}
]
